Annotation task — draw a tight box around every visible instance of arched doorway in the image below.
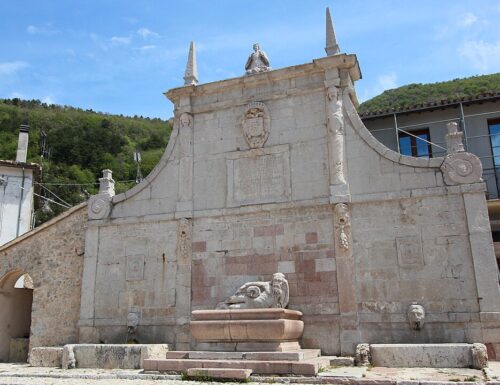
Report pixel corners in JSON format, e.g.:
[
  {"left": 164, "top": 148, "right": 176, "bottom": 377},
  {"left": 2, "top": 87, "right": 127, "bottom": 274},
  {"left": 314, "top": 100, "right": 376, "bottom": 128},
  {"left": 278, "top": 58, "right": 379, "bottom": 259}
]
[{"left": 0, "top": 269, "right": 33, "bottom": 362}]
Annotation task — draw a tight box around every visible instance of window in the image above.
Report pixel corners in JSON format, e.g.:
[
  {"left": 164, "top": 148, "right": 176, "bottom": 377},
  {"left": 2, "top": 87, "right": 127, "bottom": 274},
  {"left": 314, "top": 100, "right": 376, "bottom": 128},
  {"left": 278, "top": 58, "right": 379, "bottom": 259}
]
[
  {"left": 489, "top": 118, "right": 500, "bottom": 168},
  {"left": 488, "top": 118, "right": 500, "bottom": 199},
  {"left": 398, "top": 128, "right": 432, "bottom": 158}
]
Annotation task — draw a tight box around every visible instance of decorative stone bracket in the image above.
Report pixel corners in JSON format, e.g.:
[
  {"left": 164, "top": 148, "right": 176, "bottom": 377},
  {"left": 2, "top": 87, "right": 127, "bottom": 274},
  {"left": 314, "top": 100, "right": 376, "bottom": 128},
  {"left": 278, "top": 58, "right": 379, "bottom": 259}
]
[
  {"left": 88, "top": 169, "right": 115, "bottom": 220},
  {"left": 441, "top": 122, "right": 482, "bottom": 186}
]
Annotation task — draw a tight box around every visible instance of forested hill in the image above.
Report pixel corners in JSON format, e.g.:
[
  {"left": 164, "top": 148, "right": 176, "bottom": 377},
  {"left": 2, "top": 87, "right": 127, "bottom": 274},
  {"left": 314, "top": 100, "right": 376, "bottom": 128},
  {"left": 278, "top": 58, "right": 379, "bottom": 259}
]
[
  {"left": 0, "top": 98, "right": 171, "bottom": 224},
  {"left": 359, "top": 73, "right": 500, "bottom": 114}
]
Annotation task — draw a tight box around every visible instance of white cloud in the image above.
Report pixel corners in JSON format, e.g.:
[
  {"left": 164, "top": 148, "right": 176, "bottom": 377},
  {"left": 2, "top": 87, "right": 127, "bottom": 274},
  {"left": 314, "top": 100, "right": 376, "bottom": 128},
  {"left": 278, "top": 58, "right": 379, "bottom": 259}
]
[
  {"left": 9, "top": 92, "right": 26, "bottom": 99},
  {"left": 137, "top": 28, "right": 159, "bottom": 39},
  {"left": 27, "top": 24, "right": 58, "bottom": 35},
  {"left": 461, "top": 12, "right": 478, "bottom": 27},
  {"left": 138, "top": 45, "right": 156, "bottom": 52},
  {"left": 0, "top": 61, "right": 29, "bottom": 75},
  {"left": 41, "top": 96, "right": 55, "bottom": 104},
  {"left": 377, "top": 73, "right": 398, "bottom": 91},
  {"left": 358, "top": 72, "right": 398, "bottom": 103},
  {"left": 459, "top": 39, "right": 500, "bottom": 72},
  {"left": 110, "top": 36, "right": 131, "bottom": 45}
]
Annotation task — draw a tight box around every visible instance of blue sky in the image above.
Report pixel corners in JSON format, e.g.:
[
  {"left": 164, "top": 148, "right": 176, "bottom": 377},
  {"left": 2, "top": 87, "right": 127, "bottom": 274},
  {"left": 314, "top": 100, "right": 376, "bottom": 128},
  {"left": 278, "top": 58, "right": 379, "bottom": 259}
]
[{"left": 1, "top": 0, "right": 499, "bottom": 119}]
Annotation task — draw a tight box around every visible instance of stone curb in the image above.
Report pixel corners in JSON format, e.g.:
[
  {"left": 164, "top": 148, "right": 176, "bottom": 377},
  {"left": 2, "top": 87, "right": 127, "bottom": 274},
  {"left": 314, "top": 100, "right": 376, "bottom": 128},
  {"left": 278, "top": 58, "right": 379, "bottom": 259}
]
[
  {"left": 0, "top": 371, "right": 490, "bottom": 385},
  {"left": 0, "top": 371, "right": 181, "bottom": 381}
]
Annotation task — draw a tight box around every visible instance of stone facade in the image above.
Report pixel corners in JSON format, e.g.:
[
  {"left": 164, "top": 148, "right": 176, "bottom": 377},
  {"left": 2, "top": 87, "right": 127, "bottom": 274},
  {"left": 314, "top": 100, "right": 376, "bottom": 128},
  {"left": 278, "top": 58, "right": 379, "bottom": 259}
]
[
  {"left": 0, "top": 203, "right": 86, "bottom": 361},
  {"left": 1, "top": 14, "right": 498, "bottom": 363},
  {"left": 76, "top": 52, "right": 500, "bottom": 356}
]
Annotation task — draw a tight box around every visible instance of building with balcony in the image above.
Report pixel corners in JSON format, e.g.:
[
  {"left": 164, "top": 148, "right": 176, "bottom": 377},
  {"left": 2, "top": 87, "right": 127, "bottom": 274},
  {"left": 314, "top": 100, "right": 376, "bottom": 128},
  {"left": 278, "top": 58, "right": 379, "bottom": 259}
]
[{"left": 360, "top": 89, "right": 500, "bottom": 265}]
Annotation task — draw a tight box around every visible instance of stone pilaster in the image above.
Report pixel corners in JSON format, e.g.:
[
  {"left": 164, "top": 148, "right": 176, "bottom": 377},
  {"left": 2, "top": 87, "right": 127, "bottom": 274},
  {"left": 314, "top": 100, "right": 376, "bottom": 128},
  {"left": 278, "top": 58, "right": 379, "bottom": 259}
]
[
  {"left": 325, "top": 69, "right": 350, "bottom": 203},
  {"left": 175, "top": 98, "right": 194, "bottom": 218},
  {"left": 333, "top": 203, "right": 359, "bottom": 355},
  {"left": 175, "top": 218, "right": 193, "bottom": 350}
]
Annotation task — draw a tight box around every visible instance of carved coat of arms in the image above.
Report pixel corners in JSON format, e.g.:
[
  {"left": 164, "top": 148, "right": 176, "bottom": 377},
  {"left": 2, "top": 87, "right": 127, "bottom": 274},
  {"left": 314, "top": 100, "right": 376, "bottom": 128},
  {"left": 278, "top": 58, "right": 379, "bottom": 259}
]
[{"left": 241, "top": 102, "right": 271, "bottom": 149}]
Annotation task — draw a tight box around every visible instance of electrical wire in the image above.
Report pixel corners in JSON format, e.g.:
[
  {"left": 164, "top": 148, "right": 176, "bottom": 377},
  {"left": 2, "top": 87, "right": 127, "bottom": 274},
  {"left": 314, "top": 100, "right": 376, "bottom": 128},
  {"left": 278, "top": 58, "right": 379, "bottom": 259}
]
[
  {"left": 12, "top": 181, "right": 71, "bottom": 209},
  {"left": 37, "top": 183, "right": 72, "bottom": 207},
  {"left": 34, "top": 179, "right": 136, "bottom": 186}
]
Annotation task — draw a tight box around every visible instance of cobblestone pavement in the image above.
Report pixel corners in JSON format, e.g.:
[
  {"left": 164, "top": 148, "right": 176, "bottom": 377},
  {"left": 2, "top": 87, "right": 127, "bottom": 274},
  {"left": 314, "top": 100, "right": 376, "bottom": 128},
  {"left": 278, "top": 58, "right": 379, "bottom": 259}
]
[{"left": 0, "top": 363, "right": 499, "bottom": 384}]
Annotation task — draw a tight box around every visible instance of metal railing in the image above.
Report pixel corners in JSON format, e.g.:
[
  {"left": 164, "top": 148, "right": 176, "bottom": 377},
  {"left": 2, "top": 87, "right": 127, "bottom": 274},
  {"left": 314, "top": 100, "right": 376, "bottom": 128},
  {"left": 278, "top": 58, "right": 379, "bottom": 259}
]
[{"left": 363, "top": 108, "right": 500, "bottom": 199}]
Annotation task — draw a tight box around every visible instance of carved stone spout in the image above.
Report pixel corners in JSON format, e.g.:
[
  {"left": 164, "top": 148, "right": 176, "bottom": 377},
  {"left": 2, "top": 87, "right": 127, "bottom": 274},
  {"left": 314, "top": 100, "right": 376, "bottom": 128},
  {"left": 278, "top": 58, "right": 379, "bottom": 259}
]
[{"left": 217, "top": 272, "right": 289, "bottom": 309}]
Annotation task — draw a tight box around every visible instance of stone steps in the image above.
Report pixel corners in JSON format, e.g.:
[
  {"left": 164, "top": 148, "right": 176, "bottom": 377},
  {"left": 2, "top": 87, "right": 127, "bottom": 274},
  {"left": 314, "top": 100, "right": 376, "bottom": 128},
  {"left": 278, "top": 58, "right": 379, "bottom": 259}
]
[
  {"left": 143, "top": 356, "right": 333, "bottom": 375},
  {"left": 165, "top": 349, "right": 322, "bottom": 361},
  {"left": 186, "top": 367, "right": 253, "bottom": 380}
]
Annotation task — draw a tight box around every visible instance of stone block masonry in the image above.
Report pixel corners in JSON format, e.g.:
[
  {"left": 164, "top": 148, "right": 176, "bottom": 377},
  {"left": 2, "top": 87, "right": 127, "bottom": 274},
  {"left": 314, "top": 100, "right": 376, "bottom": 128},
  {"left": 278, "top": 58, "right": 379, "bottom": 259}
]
[
  {"left": 0, "top": 15, "right": 498, "bottom": 367},
  {"left": 0, "top": 203, "right": 87, "bottom": 360}
]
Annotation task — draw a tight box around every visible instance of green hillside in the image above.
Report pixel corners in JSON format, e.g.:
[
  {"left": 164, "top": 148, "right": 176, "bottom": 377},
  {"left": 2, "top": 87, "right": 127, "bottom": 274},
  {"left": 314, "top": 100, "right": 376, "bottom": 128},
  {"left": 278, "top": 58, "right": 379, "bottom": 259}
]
[
  {"left": 0, "top": 98, "right": 171, "bottom": 224},
  {"left": 359, "top": 73, "right": 500, "bottom": 114}
]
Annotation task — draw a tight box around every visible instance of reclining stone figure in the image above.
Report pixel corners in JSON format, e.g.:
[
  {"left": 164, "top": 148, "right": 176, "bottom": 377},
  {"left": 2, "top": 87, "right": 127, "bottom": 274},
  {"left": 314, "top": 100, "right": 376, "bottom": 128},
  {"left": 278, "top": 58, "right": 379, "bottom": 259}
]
[{"left": 216, "top": 272, "right": 289, "bottom": 309}]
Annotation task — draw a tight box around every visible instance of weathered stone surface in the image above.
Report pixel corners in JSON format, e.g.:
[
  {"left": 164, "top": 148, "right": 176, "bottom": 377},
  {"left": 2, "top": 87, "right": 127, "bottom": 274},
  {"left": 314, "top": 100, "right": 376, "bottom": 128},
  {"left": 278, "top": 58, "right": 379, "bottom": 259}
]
[
  {"left": 329, "top": 356, "right": 355, "bottom": 366},
  {"left": 370, "top": 343, "right": 481, "bottom": 368},
  {"left": 29, "top": 347, "right": 63, "bottom": 367},
  {"left": 61, "top": 344, "right": 169, "bottom": 369},
  {"left": 8, "top": 338, "right": 29, "bottom": 363},
  {"left": 190, "top": 308, "right": 304, "bottom": 344}
]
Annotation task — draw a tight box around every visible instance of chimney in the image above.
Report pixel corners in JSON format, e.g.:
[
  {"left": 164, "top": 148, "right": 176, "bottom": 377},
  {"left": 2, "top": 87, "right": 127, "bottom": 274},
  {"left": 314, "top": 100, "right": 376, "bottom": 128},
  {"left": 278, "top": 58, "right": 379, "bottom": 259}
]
[{"left": 16, "top": 124, "right": 29, "bottom": 163}]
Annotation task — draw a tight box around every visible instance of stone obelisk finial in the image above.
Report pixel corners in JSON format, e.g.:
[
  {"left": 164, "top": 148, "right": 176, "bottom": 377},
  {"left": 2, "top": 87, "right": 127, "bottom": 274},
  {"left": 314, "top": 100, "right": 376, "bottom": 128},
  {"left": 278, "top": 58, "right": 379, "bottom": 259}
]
[
  {"left": 325, "top": 7, "right": 340, "bottom": 56},
  {"left": 183, "top": 41, "right": 198, "bottom": 86}
]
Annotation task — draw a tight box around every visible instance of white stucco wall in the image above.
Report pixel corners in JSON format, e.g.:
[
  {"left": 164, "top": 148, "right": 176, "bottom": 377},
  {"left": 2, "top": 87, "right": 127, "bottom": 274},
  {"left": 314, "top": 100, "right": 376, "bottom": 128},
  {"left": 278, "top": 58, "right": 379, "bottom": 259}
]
[{"left": 0, "top": 166, "right": 34, "bottom": 246}]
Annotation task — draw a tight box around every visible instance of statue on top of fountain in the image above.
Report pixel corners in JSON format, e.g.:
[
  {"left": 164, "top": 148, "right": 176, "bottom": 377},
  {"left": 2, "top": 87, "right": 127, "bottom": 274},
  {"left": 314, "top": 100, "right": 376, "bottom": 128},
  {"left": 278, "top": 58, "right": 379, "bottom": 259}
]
[
  {"left": 217, "top": 272, "right": 289, "bottom": 309},
  {"left": 245, "top": 43, "right": 271, "bottom": 75}
]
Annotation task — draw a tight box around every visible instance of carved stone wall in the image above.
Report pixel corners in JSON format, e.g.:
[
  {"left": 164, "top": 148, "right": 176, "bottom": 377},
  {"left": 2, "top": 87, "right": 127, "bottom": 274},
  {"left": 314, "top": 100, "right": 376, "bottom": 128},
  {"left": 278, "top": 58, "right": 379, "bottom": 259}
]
[{"left": 78, "top": 53, "right": 499, "bottom": 355}]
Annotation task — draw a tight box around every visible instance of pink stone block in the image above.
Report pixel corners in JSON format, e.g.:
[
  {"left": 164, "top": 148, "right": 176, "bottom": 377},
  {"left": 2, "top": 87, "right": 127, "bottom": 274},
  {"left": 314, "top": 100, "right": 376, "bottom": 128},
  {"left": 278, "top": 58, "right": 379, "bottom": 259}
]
[
  {"left": 254, "top": 224, "right": 284, "bottom": 237},
  {"left": 192, "top": 241, "right": 207, "bottom": 252},
  {"left": 142, "top": 359, "right": 158, "bottom": 371},
  {"left": 305, "top": 232, "right": 318, "bottom": 244}
]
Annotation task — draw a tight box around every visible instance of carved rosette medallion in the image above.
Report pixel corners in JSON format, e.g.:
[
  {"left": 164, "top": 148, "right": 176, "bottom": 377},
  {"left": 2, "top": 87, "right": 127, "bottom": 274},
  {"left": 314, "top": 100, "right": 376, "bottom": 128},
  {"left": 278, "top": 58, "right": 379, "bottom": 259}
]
[
  {"left": 334, "top": 203, "right": 351, "bottom": 251},
  {"left": 241, "top": 102, "right": 271, "bottom": 149},
  {"left": 441, "top": 152, "right": 483, "bottom": 185},
  {"left": 88, "top": 195, "right": 112, "bottom": 220}
]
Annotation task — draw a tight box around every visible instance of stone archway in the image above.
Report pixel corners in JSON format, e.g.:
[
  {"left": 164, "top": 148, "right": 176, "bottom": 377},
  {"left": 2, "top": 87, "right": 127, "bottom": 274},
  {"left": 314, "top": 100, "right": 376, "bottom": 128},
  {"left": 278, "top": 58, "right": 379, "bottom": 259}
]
[{"left": 0, "top": 269, "right": 34, "bottom": 362}]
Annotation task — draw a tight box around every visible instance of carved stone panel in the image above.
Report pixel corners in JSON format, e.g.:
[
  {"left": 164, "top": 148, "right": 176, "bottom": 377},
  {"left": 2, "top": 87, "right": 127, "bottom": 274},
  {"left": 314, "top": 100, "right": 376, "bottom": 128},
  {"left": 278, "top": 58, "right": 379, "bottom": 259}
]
[
  {"left": 88, "top": 195, "right": 112, "bottom": 220},
  {"left": 176, "top": 218, "right": 192, "bottom": 266},
  {"left": 441, "top": 152, "right": 483, "bottom": 185},
  {"left": 396, "top": 236, "right": 424, "bottom": 267},
  {"left": 334, "top": 203, "right": 351, "bottom": 252},
  {"left": 241, "top": 102, "right": 271, "bottom": 149},
  {"left": 126, "top": 255, "right": 145, "bottom": 281},
  {"left": 226, "top": 145, "right": 291, "bottom": 207}
]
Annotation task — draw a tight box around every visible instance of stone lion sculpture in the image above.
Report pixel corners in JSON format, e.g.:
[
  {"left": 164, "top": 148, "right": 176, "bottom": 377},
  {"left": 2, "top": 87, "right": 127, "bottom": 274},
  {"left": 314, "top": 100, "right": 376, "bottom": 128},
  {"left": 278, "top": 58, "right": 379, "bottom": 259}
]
[
  {"left": 217, "top": 272, "right": 289, "bottom": 309},
  {"left": 407, "top": 303, "right": 425, "bottom": 330}
]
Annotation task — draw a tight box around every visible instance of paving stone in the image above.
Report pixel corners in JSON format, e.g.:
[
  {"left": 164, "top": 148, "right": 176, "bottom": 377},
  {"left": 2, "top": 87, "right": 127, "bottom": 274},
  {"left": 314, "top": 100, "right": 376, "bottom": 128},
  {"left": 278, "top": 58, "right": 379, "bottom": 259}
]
[{"left": 186, "top": 367, "right": 253, "bottom": 379}]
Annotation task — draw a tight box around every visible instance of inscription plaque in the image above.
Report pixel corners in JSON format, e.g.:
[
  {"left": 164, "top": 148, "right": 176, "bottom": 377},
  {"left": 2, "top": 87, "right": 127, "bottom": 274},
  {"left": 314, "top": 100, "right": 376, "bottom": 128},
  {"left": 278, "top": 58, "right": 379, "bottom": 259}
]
[{"left": 227, "top": 145, "right": 291, "bottom": 207}]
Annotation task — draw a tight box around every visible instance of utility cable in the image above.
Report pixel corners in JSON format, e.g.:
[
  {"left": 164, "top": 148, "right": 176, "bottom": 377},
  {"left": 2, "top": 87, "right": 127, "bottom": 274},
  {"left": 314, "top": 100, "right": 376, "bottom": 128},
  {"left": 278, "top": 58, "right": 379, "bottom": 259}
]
[
  {"left": 12, "top": 181, "right": 72, "bottom": 209},
  {"left": 37, "top": 183, "right": 72, "bottom": 207}
]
